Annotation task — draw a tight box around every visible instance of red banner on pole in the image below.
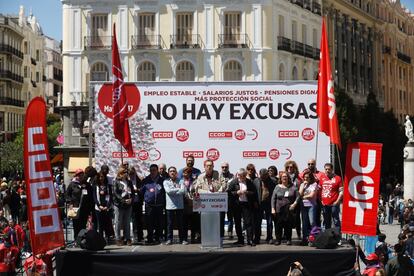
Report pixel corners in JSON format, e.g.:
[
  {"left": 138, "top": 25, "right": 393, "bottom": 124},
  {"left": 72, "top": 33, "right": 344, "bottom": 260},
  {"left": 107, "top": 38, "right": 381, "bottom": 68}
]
[
  {"left": 342, "top": 142, "right": 382, "bottom": 236},
  {"left": 24, "top": 97, "right": 64, "bottom": 255}
]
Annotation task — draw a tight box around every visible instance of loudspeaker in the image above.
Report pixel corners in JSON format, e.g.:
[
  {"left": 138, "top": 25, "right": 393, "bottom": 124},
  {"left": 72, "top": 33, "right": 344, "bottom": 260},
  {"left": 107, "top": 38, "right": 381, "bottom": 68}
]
[
  {"left": 314, "top": 228, "right": 341, "bottom": 249},
  {"left": 77, "top": 229, "right": 106, "bottom": 251}
]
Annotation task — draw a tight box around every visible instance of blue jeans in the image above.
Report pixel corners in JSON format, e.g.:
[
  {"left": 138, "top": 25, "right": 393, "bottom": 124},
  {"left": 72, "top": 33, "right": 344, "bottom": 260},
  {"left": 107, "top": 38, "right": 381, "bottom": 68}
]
[
  {"left": 301, "top": 205, "right": 316, "bottom": 240},
  {"left": 388, "top": 207, "right": 394, "bottom": 224},
  {"left": 166, "top": 209, "right": 184, "bottom": 242},
  {"left": 322, "top": 205, "right": 341, "bottom": 230}
]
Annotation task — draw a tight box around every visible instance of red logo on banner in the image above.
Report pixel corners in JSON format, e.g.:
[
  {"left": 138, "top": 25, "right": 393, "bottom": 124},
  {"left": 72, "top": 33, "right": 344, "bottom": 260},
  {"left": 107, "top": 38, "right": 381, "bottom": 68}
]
[
  {"left": 208, "top": 132, "right": 232, "bottom": 139},
  {"left": 112, "top": 151, "right": 135, "bottom": 158},
  {"left": 183, "top": 151, "right": 204, "bottom": 158},
  {"left": 176, "top": 128, "right": 189, "bottom": 142},
  {"left": 342, "top": 142, "right": 383, "bottom": 236},
  {"left": 24, "top": 97, "right": 64, "bottom": 255},
  {"left": 235, "top": 129, "right": 246, "bottom": 140},
  {"left": 302, "top": 128, "right": 315, "bottom": 141},
  {"left": 278, "top": 130, "right": 299, "bottom": 138},
  {"left": 269, "top": 149, "right": 280, "bottom": 160},
  {"left": 152, "top": 131, "right": 173, "bottom": 139},
  {"left": 98, "top": 83, "right": 141, "bottom": 119},
  {"left": 206, "top": 148, "right": 220, "bottom": 161},
  {"left": 138, "top": 150, "right": 149, "bottom": 161},
  {"left": 242, "top": 151, "right": 267, "bottom": 158}
]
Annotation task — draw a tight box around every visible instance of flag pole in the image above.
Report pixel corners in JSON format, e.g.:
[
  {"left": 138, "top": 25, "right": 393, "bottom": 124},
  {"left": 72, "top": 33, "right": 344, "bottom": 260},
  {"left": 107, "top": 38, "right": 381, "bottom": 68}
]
[
  {"left": 315, "top": 117, "right": 320, "bottom": 164},
  {"left": 120, "top": 143, "right": 124, "bottom": 166}
]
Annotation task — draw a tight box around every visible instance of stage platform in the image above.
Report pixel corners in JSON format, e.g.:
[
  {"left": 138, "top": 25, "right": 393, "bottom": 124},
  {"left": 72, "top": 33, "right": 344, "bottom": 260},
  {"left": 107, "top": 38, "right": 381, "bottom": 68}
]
[{"left": 56, "top": 240, "right": 356, "bottom": 276}]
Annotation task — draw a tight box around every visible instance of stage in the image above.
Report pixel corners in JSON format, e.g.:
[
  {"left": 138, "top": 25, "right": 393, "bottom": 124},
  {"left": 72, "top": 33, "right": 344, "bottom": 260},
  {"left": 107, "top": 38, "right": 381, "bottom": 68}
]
[{"left": 56, "top": 240, "right": 356, "bottom": 276}]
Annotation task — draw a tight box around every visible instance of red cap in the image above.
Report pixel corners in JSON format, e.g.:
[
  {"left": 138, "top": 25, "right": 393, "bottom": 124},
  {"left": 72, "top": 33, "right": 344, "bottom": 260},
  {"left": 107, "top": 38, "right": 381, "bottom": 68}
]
[
  {"left": 74, "top": 168, "right": 84, "bottom": 176},
  {"left": 366, "top": 253, "right": 379, "bottom": 261}
]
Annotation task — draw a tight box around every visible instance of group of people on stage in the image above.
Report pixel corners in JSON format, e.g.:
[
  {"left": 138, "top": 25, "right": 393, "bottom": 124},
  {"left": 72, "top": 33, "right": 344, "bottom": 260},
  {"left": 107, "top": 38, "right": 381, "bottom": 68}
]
[{"left": 64, "top": 156, "right": 343, "bottom": 247}]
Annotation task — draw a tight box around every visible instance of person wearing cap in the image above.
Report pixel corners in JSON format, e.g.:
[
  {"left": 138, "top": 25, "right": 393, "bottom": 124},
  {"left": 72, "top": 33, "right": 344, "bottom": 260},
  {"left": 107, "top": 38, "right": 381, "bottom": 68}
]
[
  {"left": 65, "top": 168, "right": 85, "bottom": 239},
  {"left": 360, "top": 253, "right": 381, "bottom": 276},
  {"left": 386, "top": 243, "right": 414, "bottom": 275}
]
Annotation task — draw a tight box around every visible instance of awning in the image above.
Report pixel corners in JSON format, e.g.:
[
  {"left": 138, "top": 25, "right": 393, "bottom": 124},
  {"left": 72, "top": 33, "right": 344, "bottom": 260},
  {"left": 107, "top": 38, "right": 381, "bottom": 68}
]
[
  {"left": 68, "top": 156, "right": 90, "bottom": 173},
  {"left": 50, "top": 153, "right": 63, "bottom": 165}
]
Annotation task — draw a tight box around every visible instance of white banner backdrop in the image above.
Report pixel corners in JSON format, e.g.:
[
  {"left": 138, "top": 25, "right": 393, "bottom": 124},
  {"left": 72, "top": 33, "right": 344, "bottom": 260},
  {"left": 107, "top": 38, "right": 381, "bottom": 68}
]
[{"left": 94, "top": 82, "right": 330, "bottom": 177}]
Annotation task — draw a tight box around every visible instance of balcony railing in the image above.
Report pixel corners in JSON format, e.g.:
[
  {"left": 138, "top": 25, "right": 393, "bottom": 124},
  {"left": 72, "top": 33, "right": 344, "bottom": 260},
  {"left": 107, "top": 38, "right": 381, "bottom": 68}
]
[
  {"left": 132, "top": 35, "right": 163, "bottom": 49},
  {"left": 0, "top": 69, "right": 23, "bottom": 83},
  {"left": 383, "top": 46, "right": 391, "bottom": 54},
  {"left": 304, "top": 0, "right": 311, "bottom": 11},
  {"left": 90, "top": 71, "right": 108, "bottom": 82},
  {"left": 277, "top": 36, "right": 319, "bottom": 60},
  {"left": 292, "top": 41, "right": 305, "bottom": 55},
  {"left": 70, "top": 91, "right": 88, "bottom": 106},
  {"left": 0, "top": 97, "right": 24, "bottom": 107},
  {"left": 31, "top": 58, "right": 37, "bottom": 65},
  {"left": 0, "top": 44, "right": 23, "bottom": 59},
  {"left": 84, "top": 36, "right": 112, "bottom": 50},
  {"left": 170, "top": 34, "right": 203, "bottom": 49},
  {"left": 277, "top": 36, "right": 291, "bottom": 52},
  {"left": 291, "top": 0, "right": 304, "bottom": 8},
  {"left": 218, "top": 34, "right": 250, "bottom": 48},
  {"left": 312, "top": 2, "right": 322, "bottom": 15},
  {"left": 397, "top": 51, "right": 411, "bottom": 64}
]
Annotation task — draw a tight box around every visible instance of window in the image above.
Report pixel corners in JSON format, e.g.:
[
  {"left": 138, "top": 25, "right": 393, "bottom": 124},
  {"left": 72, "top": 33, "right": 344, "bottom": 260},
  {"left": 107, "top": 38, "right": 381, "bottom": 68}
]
[
  {"left": 90, "top": 62, "right": 109, "bottom": 81},
  {"left": 224, "top": 12, "right": 241, "bottom": 43},
  {"left": 36, "top": 50, "right": 40, "bottom": 61},
  {"left": 176, "top": 61, "right": 194, "bottom": 81},
  {"left": 137, "top": 61, "right": 156, "bottom": 81},
  {"left": 303, "top": 69, "right": 308, "bottom": 80},
  {"left": 292, "top": 21, "right": 297, "bottom": 41},
  {"left": 313, "top": 29, "right": 318, "bottom": 48},
  {"left": 0, "top": 58, "right": 3, "bottom": 70},
  {"left": 36, "top": 72, "right": 39, "bottom": 83},
  {"left": 279, "top": 64, "right": 285, "bottom": 80},
  {"left": 176, "top": 13, "right": 193, "bottom": 44},
  {"left": 302, "top": 24, "right": 307, "bottom": 44},
  {"left": 223, "top": 60, "right": 242, "bottom": 81},
  {"left": 137, "top": 13, "right": 155, "bottom": 46},
  {"left": 91, "top": 14, "right": 109, "bottom": 47},
  {"left": 0, "top": 112, "right": 4, "bottom": 132},
  {"left": 278, "top": 15, "right": 285, "bottom": 37},
  {"left": 292, "top": 66, "right": 298, "bottom": 80}
]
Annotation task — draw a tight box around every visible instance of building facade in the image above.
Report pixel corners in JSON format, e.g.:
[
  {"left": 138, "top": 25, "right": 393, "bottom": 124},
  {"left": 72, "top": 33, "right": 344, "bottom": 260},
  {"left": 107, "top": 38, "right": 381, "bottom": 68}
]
[
  {"left": 44, "top": 36, "right": 63, "bottom": 113},
  {"left": 61, "top": 0, "right": 322, "bottom": 180}
]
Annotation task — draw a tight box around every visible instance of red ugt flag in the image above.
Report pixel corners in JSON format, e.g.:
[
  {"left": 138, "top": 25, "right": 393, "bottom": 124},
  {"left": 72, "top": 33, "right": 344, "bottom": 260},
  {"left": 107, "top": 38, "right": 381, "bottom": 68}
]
[
  {"left": 112, "top": 24, "right": 133, "bottom": 155},
  {"left": 317, "top": 18, "right": 341, "bottom": 149}
]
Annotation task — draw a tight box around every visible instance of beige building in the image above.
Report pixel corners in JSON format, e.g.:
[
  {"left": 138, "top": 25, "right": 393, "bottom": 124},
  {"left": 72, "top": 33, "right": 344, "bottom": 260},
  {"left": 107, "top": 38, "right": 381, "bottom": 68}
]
[
  {"left": 61, "top": 0, "right": 322, "bottom": 180},
  {"left": 44, "top": 35, "right": 63, "bottom": 113},
  {"left": 0, "top": 6, "right": 45, "bottom": 142}
]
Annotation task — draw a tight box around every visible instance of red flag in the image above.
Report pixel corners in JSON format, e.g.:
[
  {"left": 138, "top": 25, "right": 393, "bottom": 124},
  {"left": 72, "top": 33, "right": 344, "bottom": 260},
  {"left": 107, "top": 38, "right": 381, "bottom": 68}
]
[
  {"left": 112, "top": 24, "right": 133, "bottom": 155},
  {"left": 317, "top": 18, "right": 341, "bottom": 149},
  {"left": 24, "top": 97, "right": 65, "bottom": 255}
]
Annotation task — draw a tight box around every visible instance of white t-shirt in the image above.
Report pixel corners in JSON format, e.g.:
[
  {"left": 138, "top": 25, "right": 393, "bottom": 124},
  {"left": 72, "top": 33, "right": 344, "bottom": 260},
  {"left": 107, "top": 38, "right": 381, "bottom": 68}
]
[{"left": 239, "top": 182, "right": 248, "bottom": 202}]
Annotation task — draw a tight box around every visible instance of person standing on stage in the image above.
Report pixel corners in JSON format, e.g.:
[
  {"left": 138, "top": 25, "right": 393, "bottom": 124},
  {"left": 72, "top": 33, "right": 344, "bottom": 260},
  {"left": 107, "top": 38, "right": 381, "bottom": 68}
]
[
  {"left": 253, "top": 168, "right": 276, "bottom": 244},
  {"left": 267, "top": 166, "right": 278, "bottom": 182},
  {"left": 142, "top": 164, "right": 165, "bottom": 244},
  {"left": 298, "top": 169, "right": 318, "bottom": 245},
  {"left": 129, "top": 166, "right": 144, "bottom": 243},
  {"left": 246, "top": 163, "right": 258, "bottom": 182},
  {"left": 158, "top": 163, "right": 168, "bottom": 179},
  {"left": 164, "top": 166, "right": 186, "bottom": 245},
  {"left": 284, "top": 160, "right": 302, "bottom": 240},
  {"left": 271, "top": 171, "right": 299, "bottom": 245},
  {"left": 319, "top": 163, "right": 343, "bottom": 230},
  {"left": 181, "top": 167, "right": 198, "bottom": 243},
  {"left": 219, "top": 162, "right": 234, "bottom": 239},
  {"left": 228, "top": 168, "right": 258, "bottom": 246},
  {"left": 93, "top": 171, "right": 114, "bottom": 241},
  {"left": 66, "top": 168, "right": 87, "bottom": 240},
  {"left": 113, "top": 167, "right": 135, "bottom": 246},
  {"left": 178, "top": 155, "right": 201, "bottom": 180}
]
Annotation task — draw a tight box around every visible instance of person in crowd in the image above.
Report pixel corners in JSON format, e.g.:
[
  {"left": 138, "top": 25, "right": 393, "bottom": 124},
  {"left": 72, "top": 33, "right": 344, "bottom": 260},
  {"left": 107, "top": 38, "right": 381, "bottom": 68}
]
[
  {"left": 18, "top": 195, "right": 27, "bottom": 226},
  {"left": 158, "top": 163, "right": 169, "bottom": 179},
  {"left": 228, "top": 168, "right": 258, "bottom": 246},
  {"left": 386, "top": 243, "right": 414, "bottom": 275},
  {"left": 285, "top": 160, "right": 302, "bottom": 240},
  {"left": 375, "top": 233, "right": 391, "bottom": 265},
  {"left": 113, "top": 166, "right": 135, "bottom": 246},
  {"left": 298, "top": 169, "right": 318, "bottom": 245},
  {"left": 178, "top": 155, "right": 201, "bottom": 180},
  {"left": 0, "top": 209, "right": 8, "bottom": 232},
  {"left": 193, "top": 159, "right": 227, "bottom": 239},
  {"left": 267, "top": 166, "right": 278, "bottom": 182},
  {"left": 9, "top": 183, "right": 20, "bottom": 223},
  {"left": 219, "top": 162, "right": 234, "bottom": 239},
  {"left": 246, "top": 164, "right": 257, "bottom": 182},
  {"left": 93, "top": 171, "right": 114, "bottom": 241},
  {"left": 129, "top": 166, "right": 144, "bottom": 243},
  {"left": 358, "top": 253, "right": 382, "bottom": 276},
  {"left": 253, "top": 168, "right": 276, "bottom": 244},
  {"left": 164, "top": 166, "right": 186, "bottom": 245},
  {"left": 271, "top": 171, "right": 299, "bottom": 245},
  {"left": 101, "top": 165, "right": 113, "bottom": 186},
  {"left": 65, "top": 168, "right": 86, "bottom": 239},
  {"left": 388, "top": 193, "right": 396, "bottom": 225},
  {"left": 287, "top": 261, "right": 312, "bottom": 276},
  {"left": 142, "top": 164, "right": 165, "bottom": 244},
  {"left": 181, "top": 167, "right": 199, "bottom": 244},
  {"left": 83, "top": 166, "right": 98, "bottom": 230},
  {"left": 319, "top": 163, "right": 343, "bottom": 230},
  {"left": 3, "top": 218, "right": 25, "bottom": 249}
]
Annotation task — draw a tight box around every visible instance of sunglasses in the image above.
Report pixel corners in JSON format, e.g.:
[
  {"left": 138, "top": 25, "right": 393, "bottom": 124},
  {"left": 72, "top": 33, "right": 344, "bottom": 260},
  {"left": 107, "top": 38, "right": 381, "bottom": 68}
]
[
  {"left": 287, "top": 166, "right": 294, "bottom": 169},
  {"left": 308, "top": 163, "right": 315, "bottom": 166},
  {"left": 169, "top": 170, "right": 177, "bottom": 173},
  {"left": 222, "top": 166, "right": 228, "bottom": 169}
]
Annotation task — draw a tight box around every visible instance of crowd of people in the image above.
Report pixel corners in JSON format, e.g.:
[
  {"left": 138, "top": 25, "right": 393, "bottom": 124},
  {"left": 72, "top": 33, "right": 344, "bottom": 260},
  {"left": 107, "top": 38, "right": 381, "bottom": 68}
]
[{"left": 60, "top": 156, "right": 344, "bottom": 247}]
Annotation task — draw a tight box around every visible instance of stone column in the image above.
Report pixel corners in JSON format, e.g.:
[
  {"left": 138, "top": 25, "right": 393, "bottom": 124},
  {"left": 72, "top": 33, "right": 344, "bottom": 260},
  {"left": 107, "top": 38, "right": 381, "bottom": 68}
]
[
  {"left": 337, "top": 13, "right": 344, "bottom": 89},
  {"left": 356, "top": 22, "right": 361, "bottom": 94},
  {"left": 347, "top": 17, "right": 353, "bottom": 92},
  {"left": 404, "top": 142, "right": 414, "bottom": 200}
]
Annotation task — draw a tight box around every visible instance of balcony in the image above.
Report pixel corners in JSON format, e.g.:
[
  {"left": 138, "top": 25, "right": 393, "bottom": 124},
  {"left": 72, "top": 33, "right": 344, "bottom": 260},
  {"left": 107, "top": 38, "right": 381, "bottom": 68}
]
[
  {"left": 312, "top": 2, "right": 322, "bottom": 15},
  {"left": 218, "top": 34, "right": 250, "bottom": 48},
  {"left": 170, "top": 34, "right": 202, "bottom": 49},
  {"left": 277, "top": 36, "right": 291, "bottom": 52},
  {"left": 383, "top": 46, "right": 391, "bottom": 54},
  {"left": 132, "top": 35, "right": 163, "bottom": 49},
  {"left": 0, "top": 69, "right": 23, "bottom": 83},
  {"left": 70, "top": 91, "right": 88, "bottom": 106},
  {"left": 291, "top": 0, "right": 304, "bottom": 8},
  {"left": 0, "top": 97, "right": 24, "bottom": 107},
  {"left": 0, "top": 44, "right": 23, "bottom": 59},
  {"left": 397, "top": 51, "right": 411, "bottom": 64},
  {"left": 304, "top": 0, "right": 312, "bottom": 11},
  {"left": 53, "top": 74, "right": 63, "bottom": 81},
  {"left": 31, "top": 58, "right": 37, "bottom": 65},
  {"left": 84, "top": 36, "right": 112, "bottom": 50}
]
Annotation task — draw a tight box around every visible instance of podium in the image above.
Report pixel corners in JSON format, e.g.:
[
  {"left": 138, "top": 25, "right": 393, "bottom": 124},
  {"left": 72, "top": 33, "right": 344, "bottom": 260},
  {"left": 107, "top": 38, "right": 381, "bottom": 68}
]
[{"left": 193, "top": 193, "right": 228, "bottom": 249}]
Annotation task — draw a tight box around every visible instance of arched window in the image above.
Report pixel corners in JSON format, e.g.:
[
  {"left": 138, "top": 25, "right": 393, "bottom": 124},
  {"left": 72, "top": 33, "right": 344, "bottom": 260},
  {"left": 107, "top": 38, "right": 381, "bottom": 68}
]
[
  {"left": 137, "top": 61, "right": 156, "bottom": 81},
  {"left": 279, "top": 63, "right": 285, "bottom": 80},
  {"left": 292, "top": 66, "right": 298, "bottom": 80},
  {"left": 90, "top": 62, "right": 109, "bottom": 81},
  {"left": 223, "top": 60, "right": 242, "bottom": 81},
  {"left": 303, "top": 68, "right": 308, "bottom": 80},
  {"left": 176, "top": 61, "right": 194, "bottom": 81}
]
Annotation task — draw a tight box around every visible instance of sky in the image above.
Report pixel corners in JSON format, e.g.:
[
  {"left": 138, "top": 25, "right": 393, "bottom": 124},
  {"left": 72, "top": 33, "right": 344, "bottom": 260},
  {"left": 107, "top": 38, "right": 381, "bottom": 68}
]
[{"left": 0, "top": 0, "right": 414, "bottom": 42}]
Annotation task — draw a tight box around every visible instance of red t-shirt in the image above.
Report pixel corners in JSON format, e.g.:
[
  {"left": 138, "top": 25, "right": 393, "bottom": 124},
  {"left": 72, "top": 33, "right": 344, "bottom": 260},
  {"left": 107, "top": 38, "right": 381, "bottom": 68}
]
[{"left": 319, "top": 174, "right": 342, "bottom": 206}]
